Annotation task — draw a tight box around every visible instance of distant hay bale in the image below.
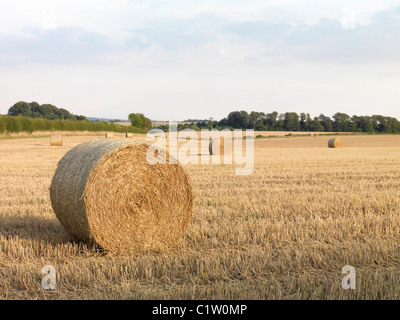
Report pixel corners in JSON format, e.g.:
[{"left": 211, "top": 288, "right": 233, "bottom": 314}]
[
  {"left": 126, "top": 133, "right": 133, "bottom": 138},
  {"left": 50, "top": 135, "right": 63, "bottom": 146},
  {"left": 209, "top": 137, "right": 231, "bottom": 156},
  {"left": 50, "top": 140, "right": 193, "bottom": 254},
  {"left": 105, "top": 132, "right": 114, "bottom": 139},
  {"left": 328, "top": 137, "right": 344, "bottom": 148}
]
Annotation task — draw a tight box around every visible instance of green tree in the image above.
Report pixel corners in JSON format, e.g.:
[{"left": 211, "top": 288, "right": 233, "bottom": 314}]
[
  {"left": 351, "top": 115, "right": 372, "bottom": 133},
  {"left": 264, "top": 112, "right": 279, "bottom": 131},
  {"left": 318, "top": 114, "right": 333, "bottom": 132},
  {"left": 312, "top": 117, "right": 325, "bottom": 132},
  {"left": 333, "top": 112, "right": 351, "bottom": 132},
  {"left": 284, "top": 112, "right": 300, "bottom": 131},
  {"left": 226, "top": 111, "right": 249, "bottom": 128},
  {"left": 8, "top": 101, "right": 85, "bottom": 121},
  {"left": 8, "top": 101, "right": 30, "bottom": 116},
  {"left": 28, "top": 102, "right": 41, "bottom": 116},
  {"left": 277, "top": 113, "right": 285, "bottom": 131},
  {"left": 300, "top": 113, "right": 307, "bottom": 131},
  {"left": 304, "top": 113, "right": 314, "bottom": 131},
  {"left": 249, "top": 111, "right": 265, "bottom": 129},
  {"left": 128, "top": 113, "right": 143, "bottom": 128},
  {"left": 363, "top": 117, "right": 375, "bottom": 133},
  {"left": 128, "top": 113, "right": 151, "bottom": 130}
]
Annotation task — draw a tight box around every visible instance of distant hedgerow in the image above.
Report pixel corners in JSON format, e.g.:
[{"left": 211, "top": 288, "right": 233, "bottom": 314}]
[{"left": 0, "top": 115, "right": 147, "bottom": 134}]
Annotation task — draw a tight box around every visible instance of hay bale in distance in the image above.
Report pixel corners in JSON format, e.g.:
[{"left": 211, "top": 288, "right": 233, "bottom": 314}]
[
  {"left": 209, "top": 137, "right": 231, "bottom": 156},
  {"left": 328, "top": 137, "right": 344, "bottom": 148},
  {"left": 50, "top": 140, "right": 193, "bottom": 254},
  {"left": 105, "top": 132, "right": 114, "bottom": 139},
  {"left": 126, "top": 133, "right": 133, "bottom": 138},
  {"left": 50, "top": 135, "right": 63, "bottom": 146}
]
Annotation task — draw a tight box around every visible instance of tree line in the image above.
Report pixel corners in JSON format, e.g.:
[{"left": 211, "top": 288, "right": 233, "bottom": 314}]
[
  {"left": 0, "top": 115, "right": 147, "bottom": 135},
  {"left": 8, "top": 101, "right": 87, "bottom": 121},
  {"left": 3, "top": 101, "right": 149, "bottom": 135},
  {"left": 155, "top": 111, "right": 400, "bottom": 133}
]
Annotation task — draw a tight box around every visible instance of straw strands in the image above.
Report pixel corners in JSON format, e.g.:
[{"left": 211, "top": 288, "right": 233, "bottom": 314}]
[
  {"left": 50, "top": 139, "right": 193, "bottom": 254},
  {"left": 50, "top": 135, "right": 63, "bottom": 146}
]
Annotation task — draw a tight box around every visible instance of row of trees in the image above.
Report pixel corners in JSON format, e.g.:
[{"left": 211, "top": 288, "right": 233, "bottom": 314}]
[
  {"left": 8, "top": 101, "right": 87, "bottom": 121},
  {"left": 155, "top": 111, "right": 400, "bottom": 133},
  {"left": 220, "top": 111, "right": 400, "bottom": 133},
  {"left": 0, "top": 115, "right": 147, "bottom": 135}
]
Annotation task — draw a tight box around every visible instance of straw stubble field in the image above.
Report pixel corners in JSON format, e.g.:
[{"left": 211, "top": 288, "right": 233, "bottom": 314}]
[{"left": 0, "top": 134, "right": 400, "bottom": 299}]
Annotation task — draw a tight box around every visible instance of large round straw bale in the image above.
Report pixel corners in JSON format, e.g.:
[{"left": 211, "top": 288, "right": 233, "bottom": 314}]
[
  {"left": 105, "top": 132, "right": 114, "bottom": 139},
  {"left": 50, "top": 135, "right": 63, "bottom": 146},
  {"left": 328, "top": 137, "right": 344, "bottom": 148},
  {"left": 209, "top": 137, "right": 231, "bottom": 156},
  {"left": 50, "top": 139, "right": 193, "bottom": 254},
  {"left": 126, "top": 132, "right": 133, "bottom": 138}
]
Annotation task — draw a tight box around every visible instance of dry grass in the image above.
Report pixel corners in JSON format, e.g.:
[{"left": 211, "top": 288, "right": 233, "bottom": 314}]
[{"left": 1, "top": 134, "right": 400, "bottom": 299}]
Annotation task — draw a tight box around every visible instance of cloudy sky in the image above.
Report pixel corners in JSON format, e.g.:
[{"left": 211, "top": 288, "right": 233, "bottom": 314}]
[{"left": 0, "top": 0, "right": 399, "bottom": 121}]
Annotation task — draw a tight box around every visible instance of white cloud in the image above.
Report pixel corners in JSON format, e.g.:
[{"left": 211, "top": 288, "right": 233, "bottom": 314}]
[{"left": 1, "top": 0, "right": 400, "bottom": 120}]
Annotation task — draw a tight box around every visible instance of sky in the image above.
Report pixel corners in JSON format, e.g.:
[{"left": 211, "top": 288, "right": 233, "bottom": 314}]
[{"left": 0, "top": 0, "right": 399, "bottom": 121}]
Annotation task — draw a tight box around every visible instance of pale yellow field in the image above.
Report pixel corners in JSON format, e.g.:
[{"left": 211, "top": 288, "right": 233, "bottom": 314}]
[{"left": 0, "top": 134, "right": 400, "bottom": 299}]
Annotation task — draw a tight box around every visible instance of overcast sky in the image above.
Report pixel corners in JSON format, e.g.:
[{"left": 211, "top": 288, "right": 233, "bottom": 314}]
[{"left": 0, "top": 0, "right": 399, "bottom": 121}]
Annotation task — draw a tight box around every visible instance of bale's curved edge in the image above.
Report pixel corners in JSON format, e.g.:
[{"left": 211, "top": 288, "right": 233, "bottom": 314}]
[
  {"left": 328, "top": 138, "right": 343, "bottom": 148},
  {"left": 50, "top": 140, "right": 132, "bottom": 243},
  {"left": 209, "top": 137, "right": 229, "bottom": 156},
  {"left": 50, "top": 139, "right": 194, "bottom": 253}
]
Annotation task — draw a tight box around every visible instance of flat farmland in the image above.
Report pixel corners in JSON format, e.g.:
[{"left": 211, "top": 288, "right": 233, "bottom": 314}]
[{"left": 0, "top": 134, "right": 400, "bottom": 299}]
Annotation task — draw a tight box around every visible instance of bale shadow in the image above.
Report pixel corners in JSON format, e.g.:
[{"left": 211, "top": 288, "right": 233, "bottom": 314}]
[{"left": 0, "top": 214, "right": 102, "bottom": 255}]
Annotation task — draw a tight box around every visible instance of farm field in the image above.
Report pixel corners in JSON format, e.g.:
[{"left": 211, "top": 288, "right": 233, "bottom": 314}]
[{"left": 0, "top": 134, "right": 400, "bottom": 299}]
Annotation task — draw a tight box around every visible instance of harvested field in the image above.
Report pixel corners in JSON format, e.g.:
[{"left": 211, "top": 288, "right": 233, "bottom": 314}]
[{"left": 0, "top": 134, "right": 400, "bottom": 299}]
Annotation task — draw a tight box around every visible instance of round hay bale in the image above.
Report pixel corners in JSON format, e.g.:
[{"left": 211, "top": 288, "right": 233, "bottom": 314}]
[
  {"left": 209, "top": 137, "right": 231, "bottom": 156},
  {"left": 105, "top": 132, "right": 114, "bottom": 139},
  {"left": 50, "top": 139, "right": 193, "bottom": 254},
  {"left": 50, "top": 135, "right": 63, "bottom": 146},
  {"left": 328, "top": 137, "right": 344, "bottom": 148},
  {"left": 126, "top": 132, "right": 133, "bottom": 138}
]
